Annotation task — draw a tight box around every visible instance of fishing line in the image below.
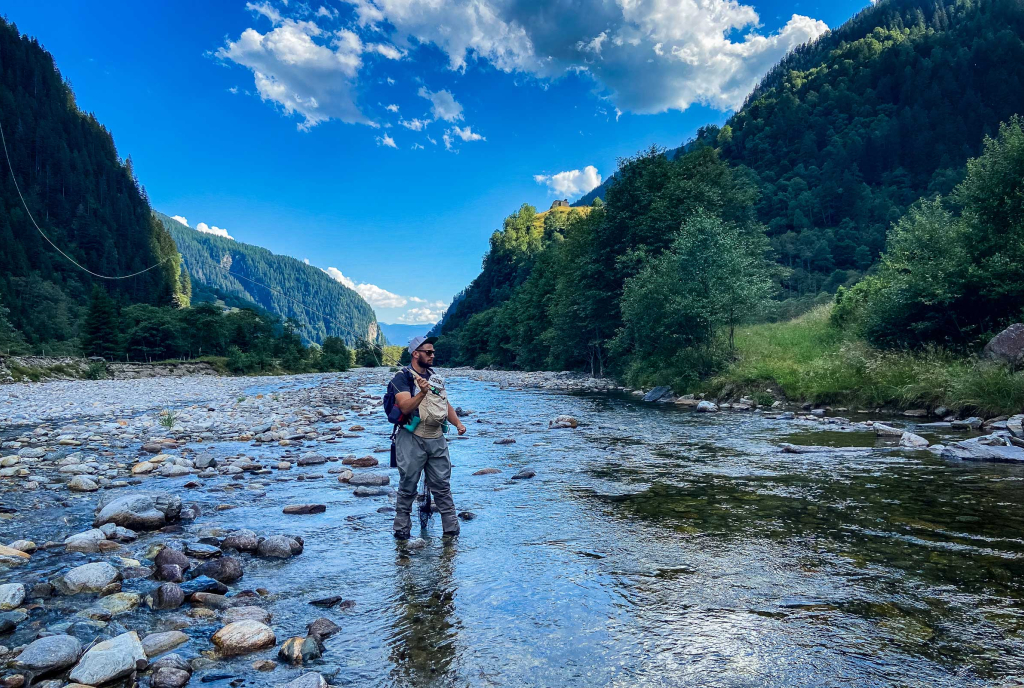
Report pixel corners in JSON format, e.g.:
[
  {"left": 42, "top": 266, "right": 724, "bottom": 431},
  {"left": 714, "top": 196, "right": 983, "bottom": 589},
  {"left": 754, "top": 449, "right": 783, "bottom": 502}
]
[{"left": 0, "top": 117, "right": 395, "bottom": 366}]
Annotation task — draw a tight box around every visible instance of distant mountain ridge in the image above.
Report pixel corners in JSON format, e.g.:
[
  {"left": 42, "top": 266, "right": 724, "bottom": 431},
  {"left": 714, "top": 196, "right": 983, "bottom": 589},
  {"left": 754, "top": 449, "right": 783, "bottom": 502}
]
[
  {"left": 157, "top": 212, "right": 381, "bottom": 346},
  {"left": 378, "top": 322, "right": 432, "bottom": 347}
]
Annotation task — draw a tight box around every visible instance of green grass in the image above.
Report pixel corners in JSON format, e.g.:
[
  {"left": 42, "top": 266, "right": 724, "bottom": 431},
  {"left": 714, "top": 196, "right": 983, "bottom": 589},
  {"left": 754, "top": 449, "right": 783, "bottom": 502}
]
[{"left": 706, "top": 305, "right": 1024, "bottom": 416}]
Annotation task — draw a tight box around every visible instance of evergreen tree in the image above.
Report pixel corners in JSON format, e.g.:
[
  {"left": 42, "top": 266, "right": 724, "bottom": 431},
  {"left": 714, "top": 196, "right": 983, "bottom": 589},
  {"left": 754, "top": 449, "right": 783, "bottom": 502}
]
[
  {"left": 0, "top": 292, "right": 27, "bottom": 355},
  {"left": 81, "top": 286, "right": 120, "bottom": 360}
]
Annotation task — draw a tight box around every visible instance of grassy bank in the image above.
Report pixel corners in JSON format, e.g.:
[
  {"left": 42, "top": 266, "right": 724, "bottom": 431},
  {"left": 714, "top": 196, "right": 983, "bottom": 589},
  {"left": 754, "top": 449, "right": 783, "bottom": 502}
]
[{"left": 704, "top": 306, "right": 1024, "bottom": 416}]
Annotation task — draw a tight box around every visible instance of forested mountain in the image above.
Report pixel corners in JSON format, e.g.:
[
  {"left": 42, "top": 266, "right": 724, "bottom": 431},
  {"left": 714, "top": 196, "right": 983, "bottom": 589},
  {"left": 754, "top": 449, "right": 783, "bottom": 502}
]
[
  {"left": 577, "top": 0, "right": 1024, "bottom": 296},
  {"left": 0, "top": 17, "right": 186, "bottom": 352},
  {"left": 434, "top": 0, "right": 1024, "bottom": 383},
  {"left": 158, "top": 213, "right": 381, "bottom": 346}
]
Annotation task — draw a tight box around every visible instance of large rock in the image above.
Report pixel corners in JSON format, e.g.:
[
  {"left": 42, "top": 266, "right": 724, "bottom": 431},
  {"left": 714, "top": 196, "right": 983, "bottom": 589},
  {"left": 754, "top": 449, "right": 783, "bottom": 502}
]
[
  {"left": 152, "top": 666, "right": 192, "bottom": 688},
  {"left": 278, "top": 635, "right": 323, "bottom": 664},
  {"left": 146, "top": 583, "right": 185, "bottom": 610},
  {"left": 306, "top": 617, "right": 341, "bottom": 641},
  {"left": 194, "top": 556, "right": 243, "bottom": 583},
  {"left": 283, "top": 674, "right": 329, "bottom": 688},
  {"left": 222, "top": 529, "right": 259, "bottom": 552},
  {"left": 141, "top": 630, "right": 189, "bottom": 658},
  {"left": 695, "top": 401, "right": 718, "bottom": 413},
  {"left": 1008, "top": 414, "right": 1024, "bottom": 438},
  {"left": 642, "top": 386, "right": 672, "bottom": 402},
  {"left": 0, "top": 583, "right": 25, "bottom": 610},
  {"left": 256, "top": 535, "right": 304, "bottom": 559},
  {"left": 347, "top": 473, "right": 390, "bottom": 486},
  {"left": 94, "top": 492, "right": 182, "bottom": 530},
  {"left": 68, "top": 475, "right": 99, "bottom": 492},
  {"left": 941, "top": 436, "right": 1024, "bottom": 463},
  {"left": 15, "top": 634, "right": 83, "bottom": 674},
  {"left": 211, "top": 620, "right": 276, "bottom": 656},
  {"left": 68, "top": 631, "right": 146, "bottom": 685},
  {"left": 154, "top": 547, "right": 190, "bottom": 571},
  {"left": 56, "top": 562, "right": 120, "bottom": 595},
  {"left": 899, "top": 432, "right": 929, "bottom": 448},
  {"left": 983, "top": 323, "right": 1024, "bottom": 367}
]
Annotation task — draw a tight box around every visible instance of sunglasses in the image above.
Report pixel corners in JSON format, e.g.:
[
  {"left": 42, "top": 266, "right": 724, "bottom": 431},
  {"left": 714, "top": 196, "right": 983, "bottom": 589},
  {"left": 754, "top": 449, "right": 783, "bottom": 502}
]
[{"left": 416, "top": 349, "right": 436, "bottom": 356}]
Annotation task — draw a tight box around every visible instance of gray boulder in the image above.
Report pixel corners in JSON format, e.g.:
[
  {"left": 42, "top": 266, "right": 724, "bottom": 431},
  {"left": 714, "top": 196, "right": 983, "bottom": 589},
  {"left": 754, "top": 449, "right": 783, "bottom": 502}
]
[
  {"left": 941, "top": 436, "right": 1024, "bottom": 463},
  {"left": 257, "top": 535, "right": 304, "bottom": 559},
  {"left": 55, "top": 562, "right": 120, "bottom": 595},
  {"left": 642, "top": 386, "right": 672, "bottom": 402},
  {"left": 899, "top": 432, "right": 929, "bottom": 448},
  {"left": 347, "top": 473, "right": 390, "bottom": 486},
  {"left": 983, "top": 323, "right": 1024, "bottom": 367},
  {"left": 0, "top": 582, "right": 25, "bottom": 610},
  {"left": 695, "top": 401, "right": 718, "bottom": 413},
  {"left": 94, "top": 492, "right": 182, "bottom": 530},
  {"left": 141, "top": 630, "right": 189, "bottom": 658},
  {"left": 1008, "top": 414, "right": 1024, "bottom": 438},
  {"left": 283, "top": 673, "right": 329, "bottom": 688},
  {"left": 68, "top": 631, "right": 146, "bottom": 685},
  {"left": 15, "top": 634, "right": 83, "bottom": 674},
  {"left": 222, "top": 529, "right": 259, "bottom": 552}
]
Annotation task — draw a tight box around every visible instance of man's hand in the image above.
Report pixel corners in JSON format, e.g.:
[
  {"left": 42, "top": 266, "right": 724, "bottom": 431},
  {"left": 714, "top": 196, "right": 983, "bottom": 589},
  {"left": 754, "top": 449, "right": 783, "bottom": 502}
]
[
  {"left": 456, "top": 422, "right": 467, "bottom": 436},
  {"left": 414, "top": 375, "right": 430, "bottom": 394}
]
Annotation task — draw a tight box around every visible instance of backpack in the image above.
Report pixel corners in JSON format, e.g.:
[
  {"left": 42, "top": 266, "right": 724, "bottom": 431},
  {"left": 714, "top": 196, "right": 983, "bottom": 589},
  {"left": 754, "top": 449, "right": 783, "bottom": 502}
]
[{"left": 383, "top": 366, "right": 417, "bottom": 426}]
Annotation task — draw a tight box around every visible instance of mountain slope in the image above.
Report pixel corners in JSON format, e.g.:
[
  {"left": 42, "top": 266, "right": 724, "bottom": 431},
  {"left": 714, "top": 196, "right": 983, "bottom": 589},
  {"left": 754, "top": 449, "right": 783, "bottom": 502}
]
[
  {"left": 0, "top": 17, "right": 185, "bottom": 351},
  {"left": 578, "top": 0, "right": 1024, "bottom": 295},
  {"left": 158, "top": 213, "right": 380, "bottom": 346}
]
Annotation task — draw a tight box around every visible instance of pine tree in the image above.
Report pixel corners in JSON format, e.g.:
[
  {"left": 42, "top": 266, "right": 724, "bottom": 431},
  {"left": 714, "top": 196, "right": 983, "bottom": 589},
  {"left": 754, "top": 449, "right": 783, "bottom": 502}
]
[
  {"left": 81, "top": 286, "right": 120, "bottom": 359},
  {"left": 0, "top": 293, "right": 27, "bottom": 355}
]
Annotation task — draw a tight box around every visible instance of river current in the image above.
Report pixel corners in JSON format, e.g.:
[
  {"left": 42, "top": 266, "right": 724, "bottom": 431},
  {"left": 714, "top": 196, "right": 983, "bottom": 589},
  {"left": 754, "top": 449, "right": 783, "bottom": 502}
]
[{"left": 2, "top": 371, "right": 1023, "bottom": 687}]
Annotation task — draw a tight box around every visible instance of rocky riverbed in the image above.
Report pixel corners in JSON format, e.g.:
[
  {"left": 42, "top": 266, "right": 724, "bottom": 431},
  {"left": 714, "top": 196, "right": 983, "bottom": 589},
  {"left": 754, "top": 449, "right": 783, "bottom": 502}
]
[{"left": 1, "top": 369, "right": 1023, "bottom": 687}]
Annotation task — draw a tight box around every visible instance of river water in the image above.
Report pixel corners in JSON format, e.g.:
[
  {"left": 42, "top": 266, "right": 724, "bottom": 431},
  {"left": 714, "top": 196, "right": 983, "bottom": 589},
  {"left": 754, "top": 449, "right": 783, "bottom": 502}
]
[{"left": 3, "top": 371, "right": 1024, "bottom": 687}]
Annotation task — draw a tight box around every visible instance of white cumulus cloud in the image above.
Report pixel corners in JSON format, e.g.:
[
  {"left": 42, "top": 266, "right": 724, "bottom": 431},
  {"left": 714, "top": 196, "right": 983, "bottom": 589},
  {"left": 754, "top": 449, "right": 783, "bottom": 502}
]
[
  {"left": 171, "top": 215, "right": 189, "bottom": 227},
  {"left": 216, "top": 10, "right": 370, "bottom": 129},
  {"left": 325, "top": 268, "right": 408, "bottom": 308},
  {"left": 449, "top": 125, "right": 484, "bottom": 142},
  {"left": 385, "top": 103, "right": 399, "bottom": 112},
  {"left": 376, "top": 133, "right": 397, "bottom": 147},
  {"left": 417, "top": 87, "right": 463, "bottom": 122},
  {"left": 399, "top": 117, "right": 427, "bottom": 130},
  {"left": 534, "top": 165, "right": 601, "bottom": 197},
  {"left": 347, "top": 0, "right": 828, "bottom": 115},
  {"left": 368, "top": 42, "right": 404, "bottom": 59},
  {"left": 195, "top": 222, "right": 234, "bottom": 240},
  {"left": 398, "top": 306, "right": 444, "bottom": 324}
]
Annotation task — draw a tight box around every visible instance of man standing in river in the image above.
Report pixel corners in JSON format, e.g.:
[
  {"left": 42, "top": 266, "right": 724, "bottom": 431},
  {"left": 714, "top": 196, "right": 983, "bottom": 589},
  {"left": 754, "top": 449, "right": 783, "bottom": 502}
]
[{"left": 389, "top": 335, "right": 467, "bottom": 540}]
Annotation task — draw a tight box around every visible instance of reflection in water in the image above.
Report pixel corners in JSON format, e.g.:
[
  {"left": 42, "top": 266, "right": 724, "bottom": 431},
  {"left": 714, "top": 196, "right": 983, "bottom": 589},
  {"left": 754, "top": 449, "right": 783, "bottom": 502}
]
[{"left": 388, "top": 540, "right": 461, "bottom": 687}]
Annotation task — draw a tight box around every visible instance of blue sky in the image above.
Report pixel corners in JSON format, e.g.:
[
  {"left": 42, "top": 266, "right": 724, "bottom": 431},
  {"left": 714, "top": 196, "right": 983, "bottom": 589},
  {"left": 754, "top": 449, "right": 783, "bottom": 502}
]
[{"left": 4, "top": 0, "right": 868, "bottom": 324}]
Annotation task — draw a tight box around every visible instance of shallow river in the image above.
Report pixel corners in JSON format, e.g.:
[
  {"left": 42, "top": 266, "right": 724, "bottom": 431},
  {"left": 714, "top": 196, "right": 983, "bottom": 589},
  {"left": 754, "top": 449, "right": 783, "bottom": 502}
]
[{"left": 4, "top": 372, "right": 1024, "bottom": 687}]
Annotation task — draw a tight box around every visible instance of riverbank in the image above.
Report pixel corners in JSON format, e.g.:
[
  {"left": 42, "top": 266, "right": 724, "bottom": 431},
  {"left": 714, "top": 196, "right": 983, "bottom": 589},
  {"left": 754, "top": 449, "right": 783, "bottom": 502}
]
[
  {"left": 1, "top": 371, "right": 1023, "bottom": 686},
  {"left": 703, "top": 306, "right": 1024, "bottom": 417},
  {"left": 0, "top": 356, "right": 224, "bottom": 384}
]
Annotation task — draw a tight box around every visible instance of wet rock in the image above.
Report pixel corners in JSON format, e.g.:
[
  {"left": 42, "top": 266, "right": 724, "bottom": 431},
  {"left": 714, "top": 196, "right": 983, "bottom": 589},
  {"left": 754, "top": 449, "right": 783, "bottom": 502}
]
[
  {"left": 190, "top": 592, "right": 232, "bottom": 609},
  {"left": 347, "top": 473, "right": 389, "bottom": 486},
  {"left": 146, "top": 583, "right": 185, "bottom": 610},
  {"left": 0, "top": 610, "right": 27, "bottom": 633},
  {"left": 68, "top": 475, "right": 99, "bottom": 492},
  {"left": 511, "top": 469, "right": 535, "bottom": 480},
  {"left": 151, "top": 653, "right": 191, "bottom": 673},
  {"left": 779, "top": 444, "right": 872, "bottom": 454},
  {"left": 695, "top": 401, "right": 718, "bottom": 413},
  {"left": 403, "top": 538, "right": 427, "bottom": 550},
  {"left": 55, "top": 562, "right": 120, "bottom": 595},
  {"left": 7, "top": 540, "right": 35, "bottom": 554},
  {"left": 899, "top": 432, "right": 929, "bottom": 448},
  {"left": 256, "top": 535, "right": 304, "bottom": 559},
  {"left": 309, "top": 596, "right": 343, "bottom": 608},
  {"left": 458, "top": 511, "right": 477, "bottom": 520},
  {"left": 155, "top": 564, "right": 184, "bottom": 583},
  {"left": 335, "top": 470, "right": 354, "bottom": 483},
  {"left": 297, "top": 453, "right": 327, "bottom": 466},
  {"left": 348, "top": 456, "right": 378, "bottom": 468},
  {"left": 548, "top": 415, "right": 578, "bottom": 429},
  {"left": 151, "top": 666, "right": 191, "bottom": 688},
  {"left": 211, "top": 620, "right": 276, "bottom": 656},
  {"left": 353, "top": 487, "right": 389, "bottom": 497},
  {"left": 221, "top": 529, "right": 259, "bottom": 552},
  {"left": 184, "top": 542, "right": 221, "bottom": 558},
  {"left": 194, "top": 556, "right": 244, "bottom": 584},
  {"left": 97, "top": 591, "right": 140, "bottom": 615},
  {"left": 642, "top": 386, "right": 672, "bottom": 402},
  {"left": 15, "top": 634, "right": 82, "bottom": 675},
  {"left": 179, "top": 576, "right": 227, "bottom": 596},
  {"left": 472, "top": 468, "right": 501, "bottom": 475},
  {"left": 872, "top": 423, "right": 903, "bottom": 436},
  {"left": 0, "top": 584, "right": 25, "bottom": 610},
  {"left": 278, "top": 635, "right": 323, "bottom": 664},
  {"left": 951, "top": 417, "right": 983, "bottom": 430},
  {"left": 222, "top": 606, "right": 272, "bottom": 624},
  {"left": 306, "top": 618, "right": 341, "bottom": 640},
  {"left": 251, "top": 659, "right": 277, "bottom": 671},
  {"left": 155, "top": 548, "right": 190, "bottom": 571},
  {"left": 941, "top": 436, "right": 1024, "bottom": 463},
  {"left": 141, "top": 630, "right": 189, "bottom": 658},
  {"left": 283, "top": 504, "right": 327, "bottom": 515},
  {"left": 1007, "top": 414, "right": 1024, "bottom": 438},
  {"left": 283, "top": 673, "right": 329, "bottom": 688},
  {"left": 68, "top": 631, "right": 146, "bottom": 686},
  {"left": 94, "top": 492, "right": 182, "bottom": 530},
  {"left": 494, "top": 438, "right": 516, "bottom": 445}
]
